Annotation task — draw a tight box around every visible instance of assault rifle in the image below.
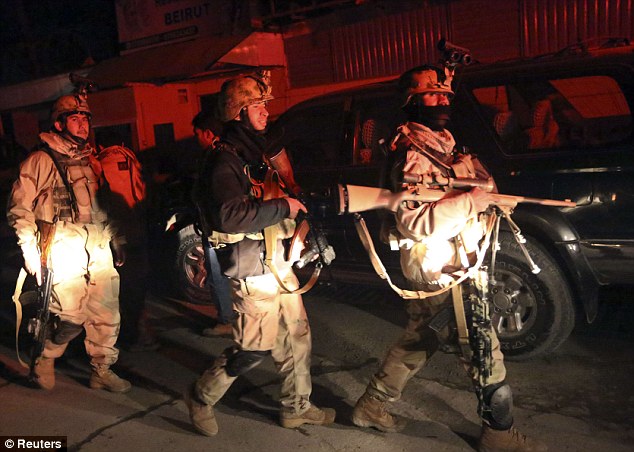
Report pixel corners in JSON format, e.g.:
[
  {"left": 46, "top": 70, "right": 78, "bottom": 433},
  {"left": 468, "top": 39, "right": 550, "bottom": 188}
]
[
  {"left": 336, "top": 173, "right": 575, "bottom": 275},
  {"left": 28, "top": 220, "right": 56, "bottom": 382},
  {"left": 291, "top": 207, "right": 336, "bottom": 269},
  {"left": 336, "top": 172, "right": 576, "bottom": 215},
  {"left": 266, "top": 148, "right": 336, "bottom": 270},
  {"left": 336, "top": 173, "right": 575, "bottom": 414}
]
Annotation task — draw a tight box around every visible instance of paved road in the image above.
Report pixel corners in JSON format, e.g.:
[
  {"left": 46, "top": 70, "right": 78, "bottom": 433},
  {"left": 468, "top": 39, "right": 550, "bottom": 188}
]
[{"left": 0, "top": 282, "right": 633, "bottom": 451}]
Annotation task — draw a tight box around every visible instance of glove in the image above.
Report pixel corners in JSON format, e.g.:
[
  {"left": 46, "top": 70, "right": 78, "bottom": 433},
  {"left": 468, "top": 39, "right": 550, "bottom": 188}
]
[
  {"left": 111, "top": 241, "right": 126, "bottom": 267},
  {"left": 469, "top": 187, "right": 496, "bottom": 213},
  {"left": 22, "top": 245, "right": 42, "bottom": 285}
]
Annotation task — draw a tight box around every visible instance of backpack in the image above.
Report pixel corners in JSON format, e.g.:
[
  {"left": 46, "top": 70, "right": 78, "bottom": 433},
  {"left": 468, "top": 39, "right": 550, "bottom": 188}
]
[
  {"left": 98, "top": 145, "right": 146, "bottom": 207},
  {"left": 98, "top": 145, "right": 147, "bottom": 245}
]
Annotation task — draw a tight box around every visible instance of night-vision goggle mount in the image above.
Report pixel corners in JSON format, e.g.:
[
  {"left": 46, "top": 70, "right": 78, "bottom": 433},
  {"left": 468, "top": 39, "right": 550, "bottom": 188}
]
[{"left": 69, "top": 72, "right": 98, "bottom": 102}]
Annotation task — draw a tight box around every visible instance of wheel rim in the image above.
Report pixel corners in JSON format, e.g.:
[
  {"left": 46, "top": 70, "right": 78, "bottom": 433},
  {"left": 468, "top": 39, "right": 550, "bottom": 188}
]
[
  {"left": 183, "top": 243, "right": 207, "bottom": 289},
  {"left": 489, "top": 269, "right": 538, "bottom": 339}
]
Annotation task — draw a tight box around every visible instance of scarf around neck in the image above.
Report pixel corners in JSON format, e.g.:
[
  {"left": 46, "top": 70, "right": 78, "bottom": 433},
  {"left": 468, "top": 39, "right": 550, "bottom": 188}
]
[
  {"left": 39, "top": 132, "right": 94, "bottom": 159},
  {"left": 222, "top": 121, "right": 267, "bottom": 165},
  {"left": 404, "top": 121, "right": 456, "bottom": 157}
]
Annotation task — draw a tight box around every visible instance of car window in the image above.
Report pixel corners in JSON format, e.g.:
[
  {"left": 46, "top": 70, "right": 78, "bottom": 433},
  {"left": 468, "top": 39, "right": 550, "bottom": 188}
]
[
  {"left": 351, "top": 91, "right": 404, "bottom": 167},
  {"left": 280, "top": 102, "right": 345, "bottom": 170},
  {"left": 472, "top": 75, "right": 632, "bottom": 154}
]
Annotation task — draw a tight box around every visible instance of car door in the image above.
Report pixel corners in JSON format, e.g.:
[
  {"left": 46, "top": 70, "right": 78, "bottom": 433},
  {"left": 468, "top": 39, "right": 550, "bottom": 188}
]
[
  {"left": 276, "top": 97, "right": 355, "bottom": 264},
  {"left": 453, "top": 61, "right": 634, "bottom": 284}
]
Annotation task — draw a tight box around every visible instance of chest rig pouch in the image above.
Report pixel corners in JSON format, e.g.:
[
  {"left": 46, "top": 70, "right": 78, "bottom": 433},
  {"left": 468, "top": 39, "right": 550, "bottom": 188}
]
[{"left": 44, "top": 147, "right": 105, "bottom": 224}]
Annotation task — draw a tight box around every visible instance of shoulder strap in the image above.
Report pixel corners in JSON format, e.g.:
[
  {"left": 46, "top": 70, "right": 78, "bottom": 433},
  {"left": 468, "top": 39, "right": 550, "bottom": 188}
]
[
  {"left": 261, "top": 169, "right": 320, "bottom": 294},
  {"left": 399, "top": 126, "right": 456, "bottom": 178},
  {"left": 41, "top": 145, "right": 78, "bottom": 219}
]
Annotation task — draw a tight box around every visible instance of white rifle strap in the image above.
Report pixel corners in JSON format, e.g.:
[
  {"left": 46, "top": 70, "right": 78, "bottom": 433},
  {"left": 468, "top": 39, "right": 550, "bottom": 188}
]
[
  {"left": 12, "top": 268, "right": 29, "bottom": 369},
  {"left": 352, "top": 214, "right": 466, "bottom": 299},
  {"left": 352, "top": 212, "right": 496, "bottom": 301}
]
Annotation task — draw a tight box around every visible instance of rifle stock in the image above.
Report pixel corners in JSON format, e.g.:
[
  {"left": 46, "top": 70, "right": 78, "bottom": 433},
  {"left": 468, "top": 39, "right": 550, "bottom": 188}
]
[{"left": 28, "top": 220, "right": 56, "bottom": 381}]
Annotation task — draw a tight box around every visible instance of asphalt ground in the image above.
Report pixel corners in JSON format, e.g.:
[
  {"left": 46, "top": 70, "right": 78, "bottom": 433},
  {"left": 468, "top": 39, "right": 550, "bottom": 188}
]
[{"left": 0, "top": 274, "right": 633, "bottom": 451}]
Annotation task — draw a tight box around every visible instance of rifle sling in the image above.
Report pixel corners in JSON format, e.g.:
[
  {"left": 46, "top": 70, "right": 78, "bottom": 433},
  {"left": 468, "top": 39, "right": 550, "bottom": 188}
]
[
  {"left": 262, "top": 169, "right": 319, "bottom": 294},
  {"left": 41, "top": 146, "right": 79, "bottom": 219},
  {"left": 399, "top": 126, "right": 455, "bottom": 178},
  {"left": 351, "top": 212, "right": 496, "bottom": 302},
  {"left": 451, "top": 285, "right": 472, "bottom": 359},
  {"left": 352, "top": 213, "right": 469, "bottom": 299},
  {"left": 12, "top": 268, "right": 30, "bottom": 369}
]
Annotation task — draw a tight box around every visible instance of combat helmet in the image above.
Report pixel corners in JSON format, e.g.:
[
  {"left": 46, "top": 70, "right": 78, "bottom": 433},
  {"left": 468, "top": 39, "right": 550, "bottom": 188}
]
[
  {"left": 218, "top": 71, "right": 273, "bottom": 122},
  {"left": 398, "top": 65, "right": 455, "bottom": 108},
  {"left": 51, "top": 94, "right": 91, "bottom": 123}
]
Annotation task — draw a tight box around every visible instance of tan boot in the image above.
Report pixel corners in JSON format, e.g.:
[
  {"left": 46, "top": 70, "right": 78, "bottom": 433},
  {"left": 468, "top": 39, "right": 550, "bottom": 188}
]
[
  {"left": 90, "top": 364, "right": 132, "bottom": 393},
  {"left": 280, "top": 404, "right": 336, "bottom": 429},
  {"left": 479, "top": 424, "right": 548, "bottom": 451},
  {"left": 351, "top": 392, "right": 406, "bottom": 433},
  {"left": 32, "top": 357, "right": 55, "bottom": 390},
  {"left": 184, "top": 384, "right": 218, "bottom": 436},
  {"left": 202, "top": 323, "right": 233, "bottom": 338}
]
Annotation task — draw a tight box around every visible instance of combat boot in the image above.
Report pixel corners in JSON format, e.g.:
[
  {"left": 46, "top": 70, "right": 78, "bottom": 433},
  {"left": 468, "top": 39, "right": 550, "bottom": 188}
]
[
  {"left": 352, "top": 392, "right": 407, "bottom": 433},
  {"left": 184, "top": 384, "right": 218, "bottom": 436},
  {"left": 89, "top": 364, "right": 132, "bottom": 393},
  {"left": 478, "top": 424, "right": 548, "bottom": 451},
  {"left": 202, "top": 323, "right": 233, "bottom": 338},
  {"left": 280, "top": 404, "right": 336, "bottom": 429},
  {"left": 32, "top": 357, "right": 55, "bottom": 390}
]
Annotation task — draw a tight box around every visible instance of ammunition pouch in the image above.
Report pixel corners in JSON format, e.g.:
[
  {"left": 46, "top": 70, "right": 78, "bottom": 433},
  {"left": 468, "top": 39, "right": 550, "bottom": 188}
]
[{"left": 207, "top": 230, "right": 264, "bottom": 248}]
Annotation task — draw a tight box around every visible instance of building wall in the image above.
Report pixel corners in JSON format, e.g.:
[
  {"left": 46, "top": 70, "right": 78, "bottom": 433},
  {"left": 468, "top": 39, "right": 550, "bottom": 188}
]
[{"left": 283, "top": 0, "right": 633, "bottom": 91}]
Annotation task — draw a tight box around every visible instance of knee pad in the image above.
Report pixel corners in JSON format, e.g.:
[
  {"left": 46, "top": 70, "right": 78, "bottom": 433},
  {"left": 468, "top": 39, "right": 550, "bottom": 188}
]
[
  {"left": 51, "top": 320, "right": 84, "bottom": 345},
  {"left": 481, "top": 382, "right": 513, "bottom": 430},
  {"left": 225, "top": 349, "right": 270, "bottom": 377}
]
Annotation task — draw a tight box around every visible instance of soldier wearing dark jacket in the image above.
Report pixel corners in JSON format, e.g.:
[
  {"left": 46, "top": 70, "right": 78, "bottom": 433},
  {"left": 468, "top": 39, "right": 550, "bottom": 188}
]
[{"left": 184, "top": 71, "right": 336, "bottom": 437}]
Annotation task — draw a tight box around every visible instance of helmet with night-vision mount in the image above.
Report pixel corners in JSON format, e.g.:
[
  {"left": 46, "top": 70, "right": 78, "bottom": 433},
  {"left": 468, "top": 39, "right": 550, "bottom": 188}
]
[
  {"left": 218, "top": 71, "right": 274, "bottom": 122},
  {"left": 398, "top": 65, "right": 455, "bottom": 108},
  {"left": 51, "top": 94, "right": 92, "bottom": 123}
]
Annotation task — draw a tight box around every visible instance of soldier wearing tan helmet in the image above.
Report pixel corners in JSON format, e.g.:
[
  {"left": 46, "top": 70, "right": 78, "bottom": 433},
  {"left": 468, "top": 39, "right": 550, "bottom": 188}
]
[
  {"left": 350, "top": 65, "right": 547, "bottom": 451},
  {"left": 184, "top": 71, "right": 335, "bottom": 436},
  {"left": 7, "top": 93, "right": 131, "bottom": 393}
]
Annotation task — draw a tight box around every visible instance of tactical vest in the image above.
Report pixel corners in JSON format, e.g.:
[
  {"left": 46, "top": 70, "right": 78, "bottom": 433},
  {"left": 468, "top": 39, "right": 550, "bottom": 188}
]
[{"left": 49, "top": 150, "right": 107, "bottom": 225}]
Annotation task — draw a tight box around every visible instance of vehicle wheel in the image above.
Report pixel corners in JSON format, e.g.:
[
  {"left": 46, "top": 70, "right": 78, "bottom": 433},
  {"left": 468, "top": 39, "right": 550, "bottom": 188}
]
[
  {"left": 175, "top": 224, "right": 212, "bottom": 304},
  {"left": 488, "top": 231, "right": 575, "bottom": 361}
]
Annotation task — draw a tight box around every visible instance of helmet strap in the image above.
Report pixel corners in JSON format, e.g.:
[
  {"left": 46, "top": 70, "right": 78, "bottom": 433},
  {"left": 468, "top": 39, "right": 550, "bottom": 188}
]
[{"left": 55, "top": 117, "right": 89, "bottom": 147}]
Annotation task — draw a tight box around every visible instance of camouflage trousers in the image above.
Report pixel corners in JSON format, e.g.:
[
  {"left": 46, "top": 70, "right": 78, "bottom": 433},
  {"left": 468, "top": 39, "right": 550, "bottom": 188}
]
[
  {"left": 196, "top": 269, "right": 313, "bottom": 414},
  {"left": 367, "top": 280, "right": 506, "bottom": 402},
  {"left": 43, "top": 223, "right": 121, "bottom": 366}
]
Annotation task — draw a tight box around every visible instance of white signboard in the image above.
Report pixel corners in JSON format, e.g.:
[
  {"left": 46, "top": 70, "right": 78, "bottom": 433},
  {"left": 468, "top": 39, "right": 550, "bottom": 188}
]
[{"left": 116, "top": 0, "right": 230, "bottom": 54}]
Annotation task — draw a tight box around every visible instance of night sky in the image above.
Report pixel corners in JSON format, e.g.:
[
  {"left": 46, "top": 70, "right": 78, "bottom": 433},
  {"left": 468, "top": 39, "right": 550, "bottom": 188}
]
[{"left": 0, "top": 0, "right": 118, "bottom": 87}]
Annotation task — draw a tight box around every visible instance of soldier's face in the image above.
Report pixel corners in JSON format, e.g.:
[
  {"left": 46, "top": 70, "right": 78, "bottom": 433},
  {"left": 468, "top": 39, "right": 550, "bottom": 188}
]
[
  {"left": 194, "top": 128, "right": 218, "bottom": 150},
  {"left": 422, "top": 92, "right": 451, "bottom": 106},
  {"left": 246, "top": 102, "right": 269, "bottom": 131},
  {"left": 61, "top": 113, "right": 90, "bottom": 140}
]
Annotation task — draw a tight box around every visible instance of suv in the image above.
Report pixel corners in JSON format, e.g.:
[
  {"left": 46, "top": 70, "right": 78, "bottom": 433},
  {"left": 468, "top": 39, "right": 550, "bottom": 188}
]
[{"left": 271, "top": 41, "right": 633, "bottom": 360}]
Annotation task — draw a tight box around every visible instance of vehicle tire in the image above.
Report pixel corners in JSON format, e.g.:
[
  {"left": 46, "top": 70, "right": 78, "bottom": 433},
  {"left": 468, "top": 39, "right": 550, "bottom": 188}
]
[
  {"left": 174, "top": 224, "right": 212, "bottom": 304},
  {"left": 488, "top": 231, "right": 575, "bottom": 361}
]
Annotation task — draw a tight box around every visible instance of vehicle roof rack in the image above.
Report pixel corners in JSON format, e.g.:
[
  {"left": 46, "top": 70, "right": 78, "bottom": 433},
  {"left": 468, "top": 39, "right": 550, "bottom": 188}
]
[{"left": 537, "top": 37, "right": 631, "bottom": 60}]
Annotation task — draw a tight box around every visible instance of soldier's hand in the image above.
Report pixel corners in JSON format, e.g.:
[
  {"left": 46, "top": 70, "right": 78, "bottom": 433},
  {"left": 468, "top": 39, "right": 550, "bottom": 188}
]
[
  {"left": 285, "top": 197, "right": 307, "bottom": 219},
  {"left": 23, "top": 246, "right": 42, "bottom": 285},
  {"left": 469, "top": 187, "right": 496, "bottom": 213},
  {"left": 111, "top": 242, "right": 126, "bottom": 267}
]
